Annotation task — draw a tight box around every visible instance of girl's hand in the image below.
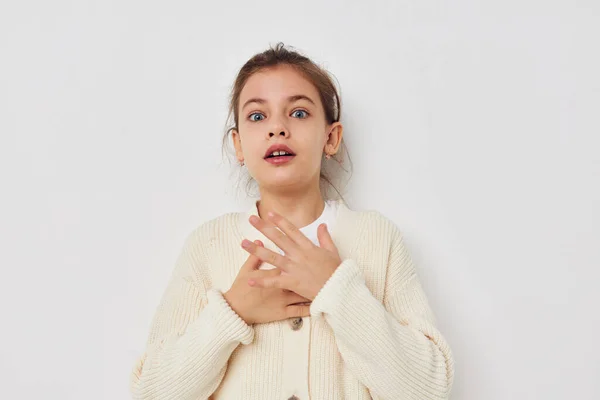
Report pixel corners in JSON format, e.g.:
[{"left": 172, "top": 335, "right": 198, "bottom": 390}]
[
  {"left": 224, "top": 240, "right": 313, "bottom": 325},
  {"left": 241, "top": 211, "right": 343, "bottom": 300}
]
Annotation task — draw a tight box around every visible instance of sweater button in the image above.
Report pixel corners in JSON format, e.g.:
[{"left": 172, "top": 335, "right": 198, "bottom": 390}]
[
  {"left": 289, "top": 317, "right": 303, "bottom": 330},
  {"left": 287, "top": 396, "right": 300, "bottom": 400}
]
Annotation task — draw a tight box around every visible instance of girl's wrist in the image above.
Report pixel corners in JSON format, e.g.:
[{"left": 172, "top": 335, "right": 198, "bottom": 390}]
[{"left": 223, "top": 290, "right": 251, "bottom": 324}]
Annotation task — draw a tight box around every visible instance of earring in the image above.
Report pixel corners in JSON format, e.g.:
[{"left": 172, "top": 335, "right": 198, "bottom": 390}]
[
  {"left": 325, "top": 153, "right": 331, "bottom": 159},
  {"left": 240, "top": 160, "right": 245, "bottom": 166}
]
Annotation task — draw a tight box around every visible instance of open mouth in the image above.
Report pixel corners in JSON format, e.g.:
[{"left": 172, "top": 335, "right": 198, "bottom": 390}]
[
  {"left": 264, "top": 150, "right": 295, "bottom": 163},
  {"left": 264, "top": 151, "right": 295, "bottom": 159}
]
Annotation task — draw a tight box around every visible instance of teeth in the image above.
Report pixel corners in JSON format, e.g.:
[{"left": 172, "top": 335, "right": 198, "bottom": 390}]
[{"left": 271, "top": 150, "right": 290, "bottom": 157}]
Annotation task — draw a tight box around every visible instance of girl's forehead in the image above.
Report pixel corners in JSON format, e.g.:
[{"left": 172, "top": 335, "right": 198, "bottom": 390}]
[{"left": 242, "top": 67, "right": 316, "bottom": 97}]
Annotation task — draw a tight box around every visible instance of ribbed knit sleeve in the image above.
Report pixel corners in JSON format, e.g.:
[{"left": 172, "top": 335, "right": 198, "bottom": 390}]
[
  {"left": 310, "top": 220, "right": 454, "bottom": 400},
  {"left": 130, "top": 231, "right": 254, "bottom": 400}
]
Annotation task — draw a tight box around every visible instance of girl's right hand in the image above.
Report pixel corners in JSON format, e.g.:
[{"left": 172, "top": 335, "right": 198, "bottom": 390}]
[{"left": 223, "top": 240, "right": 311, "bottom": 325}]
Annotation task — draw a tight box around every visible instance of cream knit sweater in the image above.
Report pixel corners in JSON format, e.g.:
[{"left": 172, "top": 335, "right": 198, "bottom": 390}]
[{"left": 130, "top": 198, "right": 455, "bottom": 400}]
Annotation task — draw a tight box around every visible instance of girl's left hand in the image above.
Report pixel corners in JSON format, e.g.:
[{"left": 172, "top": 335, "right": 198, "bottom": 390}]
[{"left": 241, "top": 210, "right": 342, "bottom": 301}]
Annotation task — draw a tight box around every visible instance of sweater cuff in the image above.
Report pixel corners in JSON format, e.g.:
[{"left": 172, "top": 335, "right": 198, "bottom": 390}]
[
  {"left": 310, "top": 259, "right": 364, "bottom": 318},
  {"left": 205, "top": 288, "right": 255, "bottom": 345}
]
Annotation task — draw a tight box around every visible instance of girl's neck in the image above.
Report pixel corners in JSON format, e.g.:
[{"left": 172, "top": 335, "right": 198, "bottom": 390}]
[{"left": 256, "top": 189, "right": 325, "bottom": 230}]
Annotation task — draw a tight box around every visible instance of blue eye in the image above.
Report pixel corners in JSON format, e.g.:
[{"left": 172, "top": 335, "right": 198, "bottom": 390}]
[
  {"left": 248, "top": 109, "right": 309, "bottom": 122},
  {"left": 292, "top": 109, "right": 308, "bottom": 118},
  {"left": 249, "top": 112, "right": 265, "bottom": 122}
]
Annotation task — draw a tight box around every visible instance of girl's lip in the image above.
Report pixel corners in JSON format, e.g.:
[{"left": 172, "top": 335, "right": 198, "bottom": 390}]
[{"left": 264, "top": 155, "right": 295, "bottom": 165}]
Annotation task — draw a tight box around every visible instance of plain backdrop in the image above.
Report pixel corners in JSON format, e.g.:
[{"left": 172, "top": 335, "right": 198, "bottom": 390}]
[{"left": 1, "top": 1, "right": 598, "bottom": 399}]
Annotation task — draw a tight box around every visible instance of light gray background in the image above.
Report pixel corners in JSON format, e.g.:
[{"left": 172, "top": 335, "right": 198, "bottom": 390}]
[{"left": 1, "top": 1, "right": 598, "bottom": 399}]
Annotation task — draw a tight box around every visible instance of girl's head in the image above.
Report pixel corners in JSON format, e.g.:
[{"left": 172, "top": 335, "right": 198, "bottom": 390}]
[{"left": 222, "top": 42, "right": 352, "bottom": 201}]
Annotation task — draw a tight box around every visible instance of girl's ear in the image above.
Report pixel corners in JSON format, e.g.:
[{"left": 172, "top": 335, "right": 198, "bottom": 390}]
[
  {"left": 324, "top": 122, "right": 343, "bottom": 154},
  {"left": 232, "top": 129, "right": 244, "bottom": 162}
]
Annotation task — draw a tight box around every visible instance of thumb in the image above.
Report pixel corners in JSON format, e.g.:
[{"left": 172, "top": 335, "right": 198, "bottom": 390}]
[
  {"left": 243, "top": 240, "right": 264, "bottom": 271},
  {"left": 317, "top": 223, "right": 337, "bottom": 253},
  {"left": 286, "top": 303, "right": 311, "bottom": 319}
]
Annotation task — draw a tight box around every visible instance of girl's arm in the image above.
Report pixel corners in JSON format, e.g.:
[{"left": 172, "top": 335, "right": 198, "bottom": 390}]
[
  {"left": 130, "top": 231, "right": 254, "bottom": 400},
  {"left": 310, "top": 220, "right": 455, "bottom": 400}
]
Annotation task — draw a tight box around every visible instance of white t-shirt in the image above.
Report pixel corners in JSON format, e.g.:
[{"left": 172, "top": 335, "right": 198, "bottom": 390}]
[{"left": 277, "top": 199, "right": 339, "bottom": 255}]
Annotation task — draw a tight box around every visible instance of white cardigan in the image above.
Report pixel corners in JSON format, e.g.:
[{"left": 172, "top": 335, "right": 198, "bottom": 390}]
[{"left": 130, "top": 198, "right": 455, "bottom": 399}]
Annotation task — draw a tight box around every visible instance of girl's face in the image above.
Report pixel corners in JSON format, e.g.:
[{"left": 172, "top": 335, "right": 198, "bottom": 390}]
[{"left": 232, "top": 64, "right": 343, "bottom": 193}]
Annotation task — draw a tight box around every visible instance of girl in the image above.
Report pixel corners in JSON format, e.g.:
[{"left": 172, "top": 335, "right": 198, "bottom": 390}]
[{"left": 130, "top": 42, "right": 454, "bottom": 400}]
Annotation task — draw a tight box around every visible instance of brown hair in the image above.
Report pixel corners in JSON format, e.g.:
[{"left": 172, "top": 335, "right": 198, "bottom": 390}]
[{"left": 221, "top": 42, "right": 352, "bottom": 202}]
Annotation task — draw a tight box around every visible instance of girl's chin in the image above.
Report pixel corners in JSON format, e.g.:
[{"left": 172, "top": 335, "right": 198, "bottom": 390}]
[{"left": 257, "top": 174, "right": 306, "bottom": 188}]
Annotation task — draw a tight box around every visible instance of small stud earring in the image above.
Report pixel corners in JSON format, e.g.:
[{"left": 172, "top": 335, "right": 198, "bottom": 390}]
[{"left": 325, "top": 153, "right": 331, "bottom": 159}]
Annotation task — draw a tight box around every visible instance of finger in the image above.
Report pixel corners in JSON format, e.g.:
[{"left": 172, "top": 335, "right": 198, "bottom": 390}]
[
  {"left": 242, "top": 239, "right": 290, "bottom": 271},
  {"left": 284, "top": 291, "right": 311, "bottom": 305},
  {"left": 285, "top": 304, "right": 311, "bottom": 319},
  {"left": 248, "top": 273, "right": 296, "bottom": 291},
  {"left": 242, "top": 240, "right": 264, "bottom": 271},
  {"left": 248, "top": 214, "right": 298, "bottom": 255},
  {"left": 317, "top": 223, "right": 338, "bottom": 253},
  {"left": 265, "top": 211, "right": 314, "bottom": 250},
  {"left": 249, "top": 268, "right": 283, "bottom": 279}
]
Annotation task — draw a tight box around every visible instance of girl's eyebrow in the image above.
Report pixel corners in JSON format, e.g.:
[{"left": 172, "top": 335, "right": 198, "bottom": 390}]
[{"left": 241, "top": 94, "right": 316, "bottom": 111}]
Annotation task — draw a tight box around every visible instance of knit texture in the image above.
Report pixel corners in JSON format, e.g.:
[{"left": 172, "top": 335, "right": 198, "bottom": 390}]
[{"left": 130, "top": 198, "right": 455, "bottom": 399}]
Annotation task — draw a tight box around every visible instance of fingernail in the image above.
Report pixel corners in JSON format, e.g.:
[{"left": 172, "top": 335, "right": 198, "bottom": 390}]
[{"left": 242, "top": 239, "right": 251, "bottom": 248}]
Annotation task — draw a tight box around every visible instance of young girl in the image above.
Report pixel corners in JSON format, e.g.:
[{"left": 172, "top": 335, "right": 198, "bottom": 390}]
[{"left": 130, "top": 43, "right": 455, "bottom": 400}]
